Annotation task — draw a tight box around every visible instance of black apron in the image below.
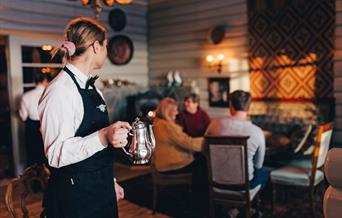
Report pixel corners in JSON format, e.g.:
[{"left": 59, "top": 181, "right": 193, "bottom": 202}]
[
  {"left": 25, "top": 118, "right": 46, "bottom": 165},
  {"left": 44, "top": 67, "right": 117, "bottom": 218}
]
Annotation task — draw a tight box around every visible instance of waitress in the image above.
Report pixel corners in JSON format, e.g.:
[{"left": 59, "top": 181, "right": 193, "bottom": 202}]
[{"left": 38, "top": 17, "right": 130, "bottom": 218}]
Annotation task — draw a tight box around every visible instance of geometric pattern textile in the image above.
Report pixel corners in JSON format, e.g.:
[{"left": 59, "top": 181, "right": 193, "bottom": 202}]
[{"left": 248, "top": 0, "right": 335, "bottom": 100}]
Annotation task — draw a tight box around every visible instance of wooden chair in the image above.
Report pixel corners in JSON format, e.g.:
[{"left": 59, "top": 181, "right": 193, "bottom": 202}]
[
  {"left": 271, "top": 122, "right": 333, "bottom": 218},
  {"left": 5, "top": 164, "right": 50, "bottom": 218},
  {"left": 204, "top": 136, "right": 261, "bottom": 218},
  {"left": 151, "top": 157, "right": 192, "bottom": 214},
  {"left": 323, "top": 148, "right": 342, "bottom": 218}
]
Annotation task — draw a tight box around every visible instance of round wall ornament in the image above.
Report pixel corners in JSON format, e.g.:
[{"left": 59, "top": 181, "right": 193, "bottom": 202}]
[
  {"left": 207, "top": 25, "right": 226, "bottom": 45},
  {"left": 107, "top": 35, "right": 134, "bottom": 65},
  {"left": 108, "top": 8, "right": 127, "bottom": 32}
]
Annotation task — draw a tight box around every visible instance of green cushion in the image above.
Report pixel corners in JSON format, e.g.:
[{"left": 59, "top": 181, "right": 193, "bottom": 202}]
[
  {"left": 271, "top": 166, "right": 324, "bottom": 186},
  {"left": 288, "top": 158, "right": 312, "bottom": 168}
]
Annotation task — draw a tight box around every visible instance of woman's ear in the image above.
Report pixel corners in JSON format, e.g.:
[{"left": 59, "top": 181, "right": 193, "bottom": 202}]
[{"left": 93, "top": 41, "right": 100, "bottom": 54}]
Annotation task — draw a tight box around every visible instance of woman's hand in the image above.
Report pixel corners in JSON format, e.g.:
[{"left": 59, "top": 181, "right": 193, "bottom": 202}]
[
  {"left": 114, "top": 181, "right": 124, "bottom": 202},
  {"left": 99, "top": 121, "right": 131, "bottom": 147}
]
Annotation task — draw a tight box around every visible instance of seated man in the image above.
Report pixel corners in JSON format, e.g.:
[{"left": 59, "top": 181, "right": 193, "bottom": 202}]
[
  {"left": 177, "top": 93, "right": 210, "bottom": 137},
  {"left": 205, "top": 90, "right": 269, "bottom": 189}
]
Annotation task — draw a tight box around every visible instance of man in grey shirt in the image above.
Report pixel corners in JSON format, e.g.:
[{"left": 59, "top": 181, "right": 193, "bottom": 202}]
[{"left": 206, "top": 90, "right": 270, "bottom": 189}]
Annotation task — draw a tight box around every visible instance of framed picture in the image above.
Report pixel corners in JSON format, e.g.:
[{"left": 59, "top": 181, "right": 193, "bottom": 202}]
[
  {"left": 107, "top": 35, "right": 134, "bottom": 65},
  {"left": 208, "top": 77, "right": 230, "bottom": 107}
]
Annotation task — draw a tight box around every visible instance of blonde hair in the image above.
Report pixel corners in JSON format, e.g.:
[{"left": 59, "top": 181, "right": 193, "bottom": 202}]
[
  {"left": 51, "top": 17, "right": 106, "bottom": 64},
  {"left": 156, "top": 97, "right": 178, "bottom": 121}
]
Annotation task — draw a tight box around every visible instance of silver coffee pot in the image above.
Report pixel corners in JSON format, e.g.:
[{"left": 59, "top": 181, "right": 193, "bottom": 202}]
[{"left": 122, "top": 117, "right": 155, "bottom": 164}]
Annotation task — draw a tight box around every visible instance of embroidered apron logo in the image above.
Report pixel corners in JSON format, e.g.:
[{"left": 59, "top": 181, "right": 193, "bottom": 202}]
[{"left": 96, "top": 104, "right": 106, "bottom": 112}]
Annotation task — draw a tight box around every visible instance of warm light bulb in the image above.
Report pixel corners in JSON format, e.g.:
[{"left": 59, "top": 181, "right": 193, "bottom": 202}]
[
  {"left": 206, "top": 55, "right": 214, "bottom": 62},
  {"left": 41, "top": 45, "right": 53, "bottom": 51},
  {"left": 147, "top": 111, "right": 156, "bottom": 119},
  {"left": 116, "top": 0, "right": 133, "bottom": 4},
  {"left": 217, "top": 54, "right": 225, "bottom": 61},
  {"left": 81, "top": 0, "right": 91, "bottom": 5},
  {"left": 41, "top": 67, "right": 51, "bottom": 74},
  {"left": 104, "top": 0, "right": 115, "bottom": 6}
]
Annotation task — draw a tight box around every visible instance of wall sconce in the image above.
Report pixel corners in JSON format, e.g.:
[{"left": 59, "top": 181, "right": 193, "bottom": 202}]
[{"left": 206, "top": 53, "right": 225, "bottom": 73}]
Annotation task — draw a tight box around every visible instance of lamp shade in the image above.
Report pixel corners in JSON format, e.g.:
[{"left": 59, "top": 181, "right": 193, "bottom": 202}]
[
  {"left": 116, "top": 0, "right": 133, "bottom": 4},
  {"left": 81, "top": 0, "right": 91, "bottom": 5},
  {"left": 104, "top": 0, "right": 115, "bottom": 6}
]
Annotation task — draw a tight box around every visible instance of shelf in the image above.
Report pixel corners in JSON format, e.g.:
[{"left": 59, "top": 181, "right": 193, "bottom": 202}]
[{"left": 22, "top": 63, "right": 63, "bottom": 68}]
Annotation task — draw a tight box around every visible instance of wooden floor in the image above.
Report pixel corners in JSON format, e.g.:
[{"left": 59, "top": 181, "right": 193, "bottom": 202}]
[
  {"left": 0, "top": 163, "right": 169, "bottom": 218},
  {"left": 0, "top": 198, "right": 169, "bottom": 218}
]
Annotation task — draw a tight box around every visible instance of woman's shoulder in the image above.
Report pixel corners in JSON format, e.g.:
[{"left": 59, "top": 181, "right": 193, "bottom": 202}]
[
  {"left": 154, "top": 118, "right": 182, "bottom": 131},
  {"left": 41, "top": 72, "right": 77, "bottom": 102}
]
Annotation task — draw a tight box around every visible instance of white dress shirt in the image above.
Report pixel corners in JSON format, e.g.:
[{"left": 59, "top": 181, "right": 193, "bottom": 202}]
[
  {"left": 19, "top": 84, "right": 46, "bottom": 121},
  {"left": 38, "top": 64, "right": 106, "bottom": 168}
]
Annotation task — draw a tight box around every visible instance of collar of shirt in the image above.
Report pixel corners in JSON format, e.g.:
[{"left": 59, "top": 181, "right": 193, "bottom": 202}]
[
  {"left": 35, "top": 84, "right": 46, "bottom": 91},
  {"left": 65, "top": 64, "right": 91, "bottom": 89},
  {"left": 229, "top": 116, "right": 250, "bottom": 123},
  {"left": 184, "top": 107, "right": 201, "bottom": 116}
]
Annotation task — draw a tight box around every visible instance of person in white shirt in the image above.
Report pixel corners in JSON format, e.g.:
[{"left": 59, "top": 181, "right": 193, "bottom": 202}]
[
  {"left": 205, "top": 90, "right": 269, "bottom": 190},
  {"left": 19, "top": 72, "right": 50, "bottom": 166},
  {"left": 38, "top": 17, "right": 131, "bottom": 218}
]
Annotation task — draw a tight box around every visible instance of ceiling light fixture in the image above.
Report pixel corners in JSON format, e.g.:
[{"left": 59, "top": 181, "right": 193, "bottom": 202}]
[{"left": 77, "top": 0, "right": 133, "bottom": 19}]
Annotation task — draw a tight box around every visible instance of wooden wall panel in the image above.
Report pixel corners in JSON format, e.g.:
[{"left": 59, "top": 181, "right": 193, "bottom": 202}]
[
  {"left": 0, "top": 0, "right": 148, "bottom": 175},
  {"left": 335, "top": 0, "right": 342, "bottom": 146},
  {"left": 0, "top": 0, "right": 149, "bottom": 86},
  {"left": 148, "top": 0, "right": 248, "bottom": 118}
]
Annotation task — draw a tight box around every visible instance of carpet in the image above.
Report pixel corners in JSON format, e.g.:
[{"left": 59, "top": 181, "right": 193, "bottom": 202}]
[{"left": 121, "top": 174, "right": 325, "bottom": 218}]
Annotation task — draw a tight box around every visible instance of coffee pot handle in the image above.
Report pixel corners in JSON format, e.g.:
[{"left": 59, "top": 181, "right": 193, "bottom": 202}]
[
  {"left": 122, "top": 129, "right": 135, "bottom": 157},
  {"left": 122, "top": 147, "right": 133, "bottom": 157}
]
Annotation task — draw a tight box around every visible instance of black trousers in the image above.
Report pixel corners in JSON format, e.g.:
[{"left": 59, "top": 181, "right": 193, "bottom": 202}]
[{"left": 25, "top": 119, "right": 46, "bottom": 166}]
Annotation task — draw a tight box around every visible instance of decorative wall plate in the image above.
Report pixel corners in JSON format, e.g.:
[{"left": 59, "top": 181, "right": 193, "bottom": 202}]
[
  {"left": 107, "top": 35, "right": 134, "bottom": 65},
  {"left": 108, "top": 8, "right": 127, "bottom": 32},
  {"left": 207, "top": 25, "right": 226, "bottom": 45}
]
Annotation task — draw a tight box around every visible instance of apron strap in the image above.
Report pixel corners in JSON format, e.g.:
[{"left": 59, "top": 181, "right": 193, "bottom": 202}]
[{"left": 64, "top": 66, "right": 82, "bottom": 90}]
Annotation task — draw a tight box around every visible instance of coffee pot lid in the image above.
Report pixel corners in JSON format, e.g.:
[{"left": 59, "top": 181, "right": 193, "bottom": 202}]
[{"left": 132, "top": 117, "right": 145, "bottom": 129}]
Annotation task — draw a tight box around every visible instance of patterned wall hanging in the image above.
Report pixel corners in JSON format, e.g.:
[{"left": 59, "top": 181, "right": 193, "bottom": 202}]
[{"left": 248, "top": 0, "right": 335, "bottom": 100}]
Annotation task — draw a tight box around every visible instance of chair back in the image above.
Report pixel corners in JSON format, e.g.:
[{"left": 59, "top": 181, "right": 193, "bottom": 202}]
[
  {"left": 293, "top": 124, "right": 313, "bottom": 154},
  {"left": 315, "top": 122, "right": 333, "bottom": 168},
  {"left": 204, "top": 136, "right": 249, "bottom": 189},
  {"left": 5, "top": 164, "right": 49, "bottom": 218},
  {"left": 310, "top": 122, "right": 333, "bottom": 187}
]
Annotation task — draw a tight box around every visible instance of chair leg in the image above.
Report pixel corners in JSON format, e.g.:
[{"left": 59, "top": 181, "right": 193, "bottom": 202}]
[
  {"left": 246, "top": 201, "right": 251, "bottom": 218},
  {"left": 152, "top": 183, "right": 158, "bottom": 214},
  {"left": 310, "top": 188, "right": 316, "bottom": 218},
  {"left": 209, "top": 200, "right": 215, "bottom": 218},
  {"left": 255, "top": 194, "right": 262, "bottom": 218},
  {"left": 272, "top": 183, "right": 276, "bottom": 213}
]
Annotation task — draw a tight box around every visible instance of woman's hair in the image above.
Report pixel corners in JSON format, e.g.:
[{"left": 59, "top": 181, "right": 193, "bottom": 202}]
[
  {"left": 51, "top": 17, "right": 106, "bottom": 64},
  {"left": 156, "top": 97, "right": 178, "bottom": 121}
]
